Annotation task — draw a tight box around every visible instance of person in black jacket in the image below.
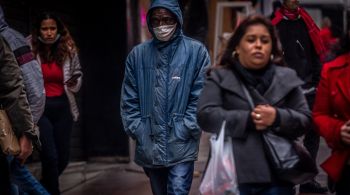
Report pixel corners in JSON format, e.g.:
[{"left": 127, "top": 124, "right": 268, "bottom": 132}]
[{"left": 272, "top": 0, "right": 327, "bottom": 193}]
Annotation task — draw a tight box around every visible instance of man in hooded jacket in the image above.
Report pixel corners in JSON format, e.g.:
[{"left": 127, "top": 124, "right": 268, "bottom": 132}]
[{"left": 120, "top": 0, "right": 210, "bottom": 194}]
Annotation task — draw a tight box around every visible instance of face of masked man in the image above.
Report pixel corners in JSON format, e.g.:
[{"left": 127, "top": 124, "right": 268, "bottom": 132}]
[{"left": 150, "top": 8, "right": 177, "bottom": 42}]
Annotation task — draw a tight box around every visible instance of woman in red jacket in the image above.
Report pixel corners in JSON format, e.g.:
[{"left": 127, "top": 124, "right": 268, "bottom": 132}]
[{"left": 313, "top": 29, "right": 350, "bottom": 195}]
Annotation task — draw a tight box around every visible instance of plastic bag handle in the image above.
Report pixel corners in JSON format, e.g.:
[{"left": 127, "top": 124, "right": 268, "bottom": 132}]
[{"left": 216, "top": 120, "right": 227, "bottom": 155}]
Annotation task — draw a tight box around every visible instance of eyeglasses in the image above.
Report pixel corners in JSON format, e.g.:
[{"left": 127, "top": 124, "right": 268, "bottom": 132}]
[{"left": 150, "top": 16, "right": 176, "bottom": 27}]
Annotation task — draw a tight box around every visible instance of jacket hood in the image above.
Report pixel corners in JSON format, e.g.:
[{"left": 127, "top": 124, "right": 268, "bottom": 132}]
[
  {"left": 146, "top": 0, "right": 183, "bottom": 41},
  {"left": 0, "top": 6, "right": 9, "bottom": 32}
]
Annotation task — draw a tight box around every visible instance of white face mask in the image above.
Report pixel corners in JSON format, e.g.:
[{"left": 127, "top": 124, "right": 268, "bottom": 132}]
[
  {"left": 153, "top": 24, "right": 177, "bottom": 42},
  {"left": 38, "top": 34, "right": 61, "bottom": 45}
]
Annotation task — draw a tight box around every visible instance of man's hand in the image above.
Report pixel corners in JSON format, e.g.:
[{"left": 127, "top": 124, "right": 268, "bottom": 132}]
[{"left": 16, "top": 134, "right": 33, "bottom": 165}]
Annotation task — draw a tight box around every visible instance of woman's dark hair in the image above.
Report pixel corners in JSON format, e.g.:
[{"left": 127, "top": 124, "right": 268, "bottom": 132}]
[
  {"left": 219, "top": 14, "right": 285, "bottom": 68},
  {"left": 31, "top": 12, "right": 78, "bottom": 66}
]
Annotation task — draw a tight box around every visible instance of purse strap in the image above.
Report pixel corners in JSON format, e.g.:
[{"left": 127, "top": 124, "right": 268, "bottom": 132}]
[{"left": 240, "top": 83, "right": 255, "bottom": 110}]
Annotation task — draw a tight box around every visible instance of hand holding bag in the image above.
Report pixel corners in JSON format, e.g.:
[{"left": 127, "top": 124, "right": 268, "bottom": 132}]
[
  {"left": 241, "top": 83, "right": 318, "bottom": 185},
  {"left": 199, "top": 121, "right": 239, "bottom": 195},
  {"left": 0, "top": 109, "right": 20, "bottom": 155}
]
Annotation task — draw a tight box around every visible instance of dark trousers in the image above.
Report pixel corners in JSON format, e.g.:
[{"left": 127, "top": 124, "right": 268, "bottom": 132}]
[
  {"left": 303, "top": 93, "right": 320, "bottom": 162},
  {"left": 335, "top": 165, "right": 350, "bottom": 195},
  {"left": 143, "top": 161, "right": 194, "bottom": 195},
  {"left": 0, "top": 153, "right": 11, "bottom": 195},
  {"left": 38, "top": 95, "right": 73, "bottom": 195}
]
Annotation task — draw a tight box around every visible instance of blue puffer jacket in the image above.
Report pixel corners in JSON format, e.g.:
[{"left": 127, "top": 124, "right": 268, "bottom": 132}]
[{"left": 121, "top": 0, "right": 210, "bottom": 167}]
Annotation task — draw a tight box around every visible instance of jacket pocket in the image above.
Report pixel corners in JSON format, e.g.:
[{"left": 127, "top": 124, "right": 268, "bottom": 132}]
[
  {"left": 171, "top": 113, "right": 191, "bottom": 142},
  {"left": 135, "top": 116, "right": 153, "bottom": 164},
  {"left": 135, "top": 116, "right": 151, "bottom": 144}
]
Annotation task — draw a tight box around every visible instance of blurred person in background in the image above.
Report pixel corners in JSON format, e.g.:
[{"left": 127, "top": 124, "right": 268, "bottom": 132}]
[
  {"left": 320, "top": 17, "right": 342, "bottom": 62},
  {"left": 269, "top": 0, "right": 282, "bottom": 20},
  {"left": 31, "top": 12, "right": 82, "bottom": 195},
  {"left": 272, "top": 0, "right": 327, "bottom": 193}
]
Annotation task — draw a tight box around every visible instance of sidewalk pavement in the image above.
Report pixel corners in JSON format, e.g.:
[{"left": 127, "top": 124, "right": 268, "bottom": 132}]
[
  {"left": 27, "top": 132, "right": 334, "bottom": 195},
  {"left": 26, "top": 159, "right": 126, "bottom": 193},
  {"left": 59, "top": 133, "right": 210, "bottom": 195}
]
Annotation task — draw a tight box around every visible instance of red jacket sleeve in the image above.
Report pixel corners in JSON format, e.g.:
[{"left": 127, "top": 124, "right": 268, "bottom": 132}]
[{"left": 313, "top": 63, "right": 347, "bottom": 150}]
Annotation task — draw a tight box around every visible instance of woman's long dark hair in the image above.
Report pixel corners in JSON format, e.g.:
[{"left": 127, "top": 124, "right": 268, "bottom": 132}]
[
  {"left": 31, "top": 12, "right": 78, "bottom": 66},
  {"left": 219, "top": 15, "right": 285, "bottom": 68}
]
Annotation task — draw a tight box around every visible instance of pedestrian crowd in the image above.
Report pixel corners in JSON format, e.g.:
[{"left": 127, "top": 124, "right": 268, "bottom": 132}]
[{"left": 1, "top": 0, "right": 350, "bottom": 195}]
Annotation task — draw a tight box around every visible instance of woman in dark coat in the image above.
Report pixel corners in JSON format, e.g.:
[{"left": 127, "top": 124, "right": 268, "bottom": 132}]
[{"left": 197, "top": 15, "right": 311, "bottom": 195}]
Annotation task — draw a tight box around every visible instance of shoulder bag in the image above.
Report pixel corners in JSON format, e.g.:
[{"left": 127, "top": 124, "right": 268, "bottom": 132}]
[
  {"left": 241, "top": 83, "right": 318, "bottom": 184},
  {"left": 0, "top": 109, "right": 20, "bottom": 155}
]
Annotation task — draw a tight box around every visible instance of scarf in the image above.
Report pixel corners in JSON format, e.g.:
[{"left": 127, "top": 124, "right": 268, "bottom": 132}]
[
  {"left": 232, "top": 60, "right": 275, "bottom": 95},
  {"left": 272, "top": 6, "right": 326, "bottom": 59}
]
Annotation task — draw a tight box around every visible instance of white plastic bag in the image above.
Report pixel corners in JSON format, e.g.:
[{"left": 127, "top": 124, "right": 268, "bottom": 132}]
[{"left": 199, "top": 121, "right": 239, "bottom": 195}]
